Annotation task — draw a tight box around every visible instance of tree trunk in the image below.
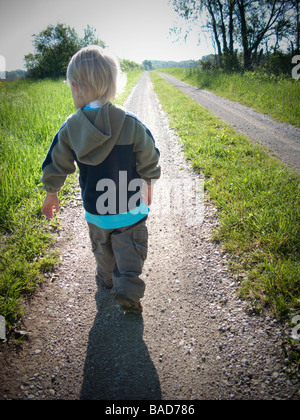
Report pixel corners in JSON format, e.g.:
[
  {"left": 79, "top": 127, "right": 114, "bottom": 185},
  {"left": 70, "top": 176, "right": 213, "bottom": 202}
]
[
  {"left": 217, "top": 0, "right": 229, "bottom": 54},
  {"left": 207, "top": 2, "right": 222, "bottom": 57},
  {"left": 229, "top": 0, "right": 235, "bottom": 54},
  {"left": 296, "top": 0, "right": 300, "bottom": 54},
  {"left": 237, "top": 0, "right": 252, "bottom": 69}
]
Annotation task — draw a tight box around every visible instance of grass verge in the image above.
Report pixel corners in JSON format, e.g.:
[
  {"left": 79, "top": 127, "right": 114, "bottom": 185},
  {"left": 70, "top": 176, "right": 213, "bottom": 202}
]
[
  {"left": 150, "top": 71, "right": 300, "bottom": 320},
  {"left": 158, "top": 67, "right": 300, "bottom": 127},
  {"left": 0, "top": 71, "right": 143, "bottom": 334},
  {"left": 0, "top": 78, "right": 75, "bottom": 331}
]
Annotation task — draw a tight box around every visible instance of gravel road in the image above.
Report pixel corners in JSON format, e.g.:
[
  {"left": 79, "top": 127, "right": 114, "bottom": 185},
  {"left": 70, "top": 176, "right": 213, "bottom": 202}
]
[
  {"left": 0, "top": 72, "right": 299, "bottom": 400},
  {"left": 159, "top": 72, "right": 300, "bottom": 173}
]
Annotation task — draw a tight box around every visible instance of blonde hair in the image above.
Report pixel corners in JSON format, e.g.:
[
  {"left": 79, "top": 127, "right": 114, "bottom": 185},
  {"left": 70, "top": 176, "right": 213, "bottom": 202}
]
[{"left": 67, "top": 45, "right": 119, "bottom": 105}]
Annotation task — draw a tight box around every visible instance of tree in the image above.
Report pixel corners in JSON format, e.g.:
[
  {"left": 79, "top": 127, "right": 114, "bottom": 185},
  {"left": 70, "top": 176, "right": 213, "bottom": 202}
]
[
  {"left": 170, "top": 0, "right": 294, "bottom": 70},
  {"left": 81, "top": 24, "right": 106, "bottom": 49},
  {"left": 119, "top": 59, "right": 143, "bottom": 72},
  {"left": 171, "top": 0, "right": 237, "bottom": 67},
  {"left": 143, "top": 60, "right": 153, "bottom": 70},
  {"left": 235, "top": 0, "right": 291, "bottom": 69},
  {"left": 25, "top": 23, "right": 106, "bottom": 79},
  {"left": 289, "top": 0, "right": 300, "bottom": 54}
]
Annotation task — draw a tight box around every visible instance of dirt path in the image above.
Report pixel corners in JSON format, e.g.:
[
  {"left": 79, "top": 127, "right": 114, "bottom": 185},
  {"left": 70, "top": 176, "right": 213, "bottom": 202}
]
[
  {"left": 158, "top": 72, "right": 300, "bottom": 173},
  {"left": 0, "top": 73, "right": 299, "bottom": 400}
]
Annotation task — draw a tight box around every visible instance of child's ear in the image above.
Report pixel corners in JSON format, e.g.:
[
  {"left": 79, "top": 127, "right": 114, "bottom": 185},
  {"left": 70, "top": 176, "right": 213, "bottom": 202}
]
[{"left": 71, "top": 81, "right": 79, "bottom": 95}]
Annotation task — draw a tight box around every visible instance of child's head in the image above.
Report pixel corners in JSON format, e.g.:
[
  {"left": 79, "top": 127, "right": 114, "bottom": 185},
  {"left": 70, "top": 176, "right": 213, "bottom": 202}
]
[{"left": 67, "top": 45, "right": 119, "bottom": 107}]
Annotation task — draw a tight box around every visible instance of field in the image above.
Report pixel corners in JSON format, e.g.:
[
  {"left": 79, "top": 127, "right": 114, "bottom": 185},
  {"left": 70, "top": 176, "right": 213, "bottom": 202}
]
[
  {"left": 158, "top": 68, "right": 300, "bottom": 127},
  {"left": 0, "top": 71, "right": 143, "bottom": 329}
]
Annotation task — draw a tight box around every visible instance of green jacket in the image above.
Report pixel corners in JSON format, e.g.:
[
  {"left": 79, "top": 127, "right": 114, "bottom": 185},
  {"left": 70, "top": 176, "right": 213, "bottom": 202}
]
[{"left": 41, "top": 102, "right": 161, "bottom": 224}]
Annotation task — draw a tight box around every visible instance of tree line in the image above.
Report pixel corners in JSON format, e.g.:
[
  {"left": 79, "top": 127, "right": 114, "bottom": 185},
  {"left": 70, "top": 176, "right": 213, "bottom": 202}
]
[
  {"left": 171, "top": 0, "right": 300, "bottom": 71},
  {"left": 143, "top": 60, "right": 199, "bottom": 70}
]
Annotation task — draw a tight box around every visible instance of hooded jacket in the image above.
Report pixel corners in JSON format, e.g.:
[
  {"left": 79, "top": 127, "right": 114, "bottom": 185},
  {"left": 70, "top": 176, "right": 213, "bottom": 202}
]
[{"left": 41, "top": 102, "right": 161, "bottom": 228}]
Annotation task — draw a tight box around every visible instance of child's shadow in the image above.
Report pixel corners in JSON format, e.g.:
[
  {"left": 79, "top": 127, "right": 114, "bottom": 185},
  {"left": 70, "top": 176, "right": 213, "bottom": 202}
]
[{"left": 80, "top": 288, "right": 162, "bottom": 400}]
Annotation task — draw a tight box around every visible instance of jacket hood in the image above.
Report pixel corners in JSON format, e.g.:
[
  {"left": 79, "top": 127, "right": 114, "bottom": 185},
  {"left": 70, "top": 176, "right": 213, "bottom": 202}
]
[{"left": 64, "top": 102, "right": 126, "bottom": 165}]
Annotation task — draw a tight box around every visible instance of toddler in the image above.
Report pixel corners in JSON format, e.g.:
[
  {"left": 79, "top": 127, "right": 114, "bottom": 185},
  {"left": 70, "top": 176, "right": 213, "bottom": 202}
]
[{"left": 41, "top": 46, "right": 161, "bottom": 314}]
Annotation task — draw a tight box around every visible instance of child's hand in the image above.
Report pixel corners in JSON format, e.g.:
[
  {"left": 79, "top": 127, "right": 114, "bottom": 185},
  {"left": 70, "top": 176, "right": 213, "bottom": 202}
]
[
  {"left": 42, "top": 193, "right": 60, "bottom": 219},
  {"left": 142, "top": 183, "right": 153, "bottom": 206}
]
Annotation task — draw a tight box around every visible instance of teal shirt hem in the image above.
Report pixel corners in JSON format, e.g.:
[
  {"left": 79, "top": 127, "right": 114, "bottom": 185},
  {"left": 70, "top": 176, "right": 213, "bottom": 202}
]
[{"left": 85, "top": 202, "right": 149, "bottom": 229}]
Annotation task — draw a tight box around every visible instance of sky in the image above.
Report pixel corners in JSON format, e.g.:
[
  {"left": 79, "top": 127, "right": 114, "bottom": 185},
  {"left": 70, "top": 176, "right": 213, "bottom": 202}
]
[{"left": 0, "top": 0, "right": 214, "bottom": 72}]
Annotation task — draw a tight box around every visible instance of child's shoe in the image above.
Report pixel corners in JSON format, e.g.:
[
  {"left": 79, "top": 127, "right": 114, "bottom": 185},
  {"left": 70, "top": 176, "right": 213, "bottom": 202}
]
[{"left": 114, "top": 295, "right": 143, "bottom": 314}]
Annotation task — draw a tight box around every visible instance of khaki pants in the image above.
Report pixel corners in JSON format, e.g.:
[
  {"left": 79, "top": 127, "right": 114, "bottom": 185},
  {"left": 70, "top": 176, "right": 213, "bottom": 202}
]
[{"left": 87, "top": 218, "right": 148, "bottom": 302}]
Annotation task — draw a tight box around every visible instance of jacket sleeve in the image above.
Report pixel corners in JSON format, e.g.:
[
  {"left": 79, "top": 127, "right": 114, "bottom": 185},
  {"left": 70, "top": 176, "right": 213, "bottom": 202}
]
[
  {"left": 41, "top": 125, "right": 76, "bottom": 193},
  {"left": 133, "top": 122, "right": 161, "bottom": 185}
]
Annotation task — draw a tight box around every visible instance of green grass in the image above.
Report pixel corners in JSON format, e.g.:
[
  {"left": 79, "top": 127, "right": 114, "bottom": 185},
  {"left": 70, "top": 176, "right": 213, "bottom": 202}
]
[
  {"left": 0, "top": 78, "right": 74, "bottom": 329},
  {"left": 158, "top": 67, "right": 300, "bottom": 127},
  {"left": 150, "top": 71, "right": 300, "bottom": 319},
  {"left": 0, "top": 71, "right": 143, "bottom": 332}
]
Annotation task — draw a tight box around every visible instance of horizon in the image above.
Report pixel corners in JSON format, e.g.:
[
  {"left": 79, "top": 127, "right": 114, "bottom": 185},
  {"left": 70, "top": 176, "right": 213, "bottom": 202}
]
[{"left": 3, "top": 58, "right": 205, "bottom": 76}]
